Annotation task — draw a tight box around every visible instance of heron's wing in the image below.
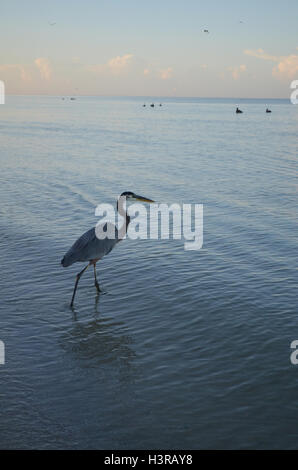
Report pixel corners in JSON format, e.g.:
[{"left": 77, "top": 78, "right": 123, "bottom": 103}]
[{"left": 62, "top": 224, "right": 118, "bottom": 267}]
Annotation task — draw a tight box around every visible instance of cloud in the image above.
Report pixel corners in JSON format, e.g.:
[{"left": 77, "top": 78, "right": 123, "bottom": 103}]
[
  {"left": 228, "top": 64, "right": 247, "bottom": 80},
  {"left": 88, "top": 54, "right": 134, "bottom": 76},
  {"left": 273, "top": 55, "right": 298, "bottom": 79},
  {"left": 107, "top": 54, "right": 133, "bottom": 71},
  {"left": 35, "top": 58, "right": 51, "bottom": 80},
  {"left": 244, "top": 49, "right": 278, "bottom": 62},
  {"left": 160, "top": 67, "right": 173, "bottom": 80},
  {"left": 0, "top": 64, "right": 31, "bottom": 81},
  {"left": 244, "top": 48, "right": 298, "bottom": 80}
]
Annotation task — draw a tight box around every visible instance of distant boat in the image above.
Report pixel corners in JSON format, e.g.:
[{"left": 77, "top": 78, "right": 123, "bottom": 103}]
[
  {"left": 143, "top": 104, "right": 146, "bottom": 107},
  {"left": 159, "top": 104, "right": 162, "bottom": 107},
  {"left": 150, "top": 103, "right": 154, "bottom": 108},
  {"left": 70, "top": 97, "right": 76, "bottom": 100},
  {"left": 236, "top": 107, "right": 243, "bottom": 114},
  {"left": 266, "top": 108, "right": 272, "bottom": 113}
]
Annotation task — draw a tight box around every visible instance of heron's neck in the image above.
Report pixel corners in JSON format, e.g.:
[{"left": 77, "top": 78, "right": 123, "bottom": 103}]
[{"left": 117, "top": 196, "right": 130, "bottom": 233}]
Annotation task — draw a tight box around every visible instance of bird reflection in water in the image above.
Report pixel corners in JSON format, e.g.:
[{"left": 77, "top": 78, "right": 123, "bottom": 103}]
[{"left": 61, "top": 295, "right": 136, "bottom": 377}]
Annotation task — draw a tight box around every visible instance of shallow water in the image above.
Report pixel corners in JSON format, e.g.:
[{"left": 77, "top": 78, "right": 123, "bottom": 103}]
[{"left": 0, "top": 95, "right": 297, "bottom": 449}]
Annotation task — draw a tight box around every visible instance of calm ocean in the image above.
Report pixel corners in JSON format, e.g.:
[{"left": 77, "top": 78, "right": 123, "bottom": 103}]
[{"left": 0, "top": 95, "right": 297, "bottom": 449}]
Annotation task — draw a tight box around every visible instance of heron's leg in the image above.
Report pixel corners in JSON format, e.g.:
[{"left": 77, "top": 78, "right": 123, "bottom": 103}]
[
  {"left": 70, "top": 264, "right": 89, "bottom": 307},
  {"left": 93, "top": 263, "right": 102, "bottom": 293}
]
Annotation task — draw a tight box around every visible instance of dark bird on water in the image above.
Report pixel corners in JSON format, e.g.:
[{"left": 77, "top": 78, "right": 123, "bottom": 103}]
[
  {"left": 266, "top": 108, "right": 272, "bottom": 113},
  {"left": 61, "top": 191, "right": 155, "bottom": 307},
  {"left": 236, "top": 107, "right": 243, "bottom": 114},
  {"left": 203, "top": 29, "right": 209, "bottom": 33}
]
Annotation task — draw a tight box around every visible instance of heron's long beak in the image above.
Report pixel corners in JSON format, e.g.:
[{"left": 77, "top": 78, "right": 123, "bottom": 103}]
[{"left": 134, "top": 194, "right": 155, "bottom": 203}]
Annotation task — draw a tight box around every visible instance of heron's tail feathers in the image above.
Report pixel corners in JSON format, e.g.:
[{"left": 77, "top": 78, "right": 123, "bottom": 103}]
[{"left": 61, "top": 255, "right": 72, "bottom": 268}]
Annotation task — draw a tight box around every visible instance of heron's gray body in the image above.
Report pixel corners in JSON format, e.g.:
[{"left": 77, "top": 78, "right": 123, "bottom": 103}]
[
  {"left": 61, "top": 191, "right": 154, "bottom": 307},
  {"left": 61, "top": 223, "right": 119, "bottom": 267}
]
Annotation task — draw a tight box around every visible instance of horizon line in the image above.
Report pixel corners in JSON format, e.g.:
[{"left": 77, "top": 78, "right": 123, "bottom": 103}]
[{"left": 5, "top": 93, "right": 291, "bottom": 100}]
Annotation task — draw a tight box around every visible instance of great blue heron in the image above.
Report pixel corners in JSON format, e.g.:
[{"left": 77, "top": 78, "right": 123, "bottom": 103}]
[{"left": 61, "top": 191, "right": 154, "bottom": 307}]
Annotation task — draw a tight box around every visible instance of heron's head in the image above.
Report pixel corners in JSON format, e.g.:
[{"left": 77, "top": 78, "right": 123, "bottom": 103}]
[{"left": 120, "top": 191, "right": 155, "bottom": 203}]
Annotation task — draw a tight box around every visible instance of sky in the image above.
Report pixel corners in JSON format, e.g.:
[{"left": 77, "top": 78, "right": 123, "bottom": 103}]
[{"left": 0, "top": 0, "right": 298, "bottom": 97}]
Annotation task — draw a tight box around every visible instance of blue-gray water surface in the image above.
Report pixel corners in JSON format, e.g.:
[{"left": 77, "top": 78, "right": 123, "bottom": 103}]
[{"left": 0, "top": 96, "right": 297, "bottom": 449}]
